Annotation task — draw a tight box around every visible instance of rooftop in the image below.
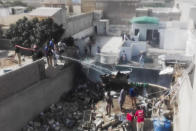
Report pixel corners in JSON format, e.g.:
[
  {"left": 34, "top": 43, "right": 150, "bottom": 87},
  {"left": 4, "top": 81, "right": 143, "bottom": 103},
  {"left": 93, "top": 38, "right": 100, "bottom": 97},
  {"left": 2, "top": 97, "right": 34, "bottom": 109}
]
[
  {"left": 29, "top": 7, "right": 62, "bottom": 17},
  {"left": 0, "top": 14, "right": 30, "bottom": 27},
  {"left": 42, "top": 0, "right": 66, "bottom": 4}
]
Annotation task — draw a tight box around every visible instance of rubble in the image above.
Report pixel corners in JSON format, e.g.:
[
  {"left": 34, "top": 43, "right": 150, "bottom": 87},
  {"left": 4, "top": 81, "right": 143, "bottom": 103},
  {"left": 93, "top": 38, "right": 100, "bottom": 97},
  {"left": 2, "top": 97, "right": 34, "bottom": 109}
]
[
  {"left": 21, "top": 65, "right": 174, "bottom": 131},
  {"left": 22, "top": 78, "right": 105, "bottom": 131}
]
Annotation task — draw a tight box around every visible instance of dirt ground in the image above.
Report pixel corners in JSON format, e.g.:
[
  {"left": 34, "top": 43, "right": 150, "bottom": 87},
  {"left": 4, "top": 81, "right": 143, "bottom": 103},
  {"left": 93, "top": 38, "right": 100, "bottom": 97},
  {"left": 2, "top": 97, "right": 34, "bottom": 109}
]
[
  {"left": 0, "top": 58, "right": 18, "bottom": 68},
  {"left": 96, "top": 95, "right": 134, "bottom": 114},
  {"left": 95, "top": 95, "right": 135, "bottom": 126}
]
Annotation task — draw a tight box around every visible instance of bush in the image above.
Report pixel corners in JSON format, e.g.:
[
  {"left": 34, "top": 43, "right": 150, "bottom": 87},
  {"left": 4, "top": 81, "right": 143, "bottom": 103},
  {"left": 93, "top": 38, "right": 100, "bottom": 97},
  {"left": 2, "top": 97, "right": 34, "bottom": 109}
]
[{"left": 6, "top": 17, "right": 64, "bottom": 48}]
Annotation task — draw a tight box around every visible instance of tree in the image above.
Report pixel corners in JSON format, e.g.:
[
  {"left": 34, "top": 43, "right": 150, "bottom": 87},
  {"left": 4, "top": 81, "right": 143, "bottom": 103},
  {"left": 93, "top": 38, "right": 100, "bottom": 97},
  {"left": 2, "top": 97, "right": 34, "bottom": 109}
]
[{"left": 6, "top": 17, "right": 64, "bottom": 48}]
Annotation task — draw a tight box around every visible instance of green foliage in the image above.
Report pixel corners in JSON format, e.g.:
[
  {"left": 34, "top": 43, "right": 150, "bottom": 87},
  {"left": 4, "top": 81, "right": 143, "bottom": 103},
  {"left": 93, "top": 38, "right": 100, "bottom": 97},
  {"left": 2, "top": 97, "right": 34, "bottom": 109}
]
[{"left": 6, "top": 17, "right": 64, "bottom": 48}]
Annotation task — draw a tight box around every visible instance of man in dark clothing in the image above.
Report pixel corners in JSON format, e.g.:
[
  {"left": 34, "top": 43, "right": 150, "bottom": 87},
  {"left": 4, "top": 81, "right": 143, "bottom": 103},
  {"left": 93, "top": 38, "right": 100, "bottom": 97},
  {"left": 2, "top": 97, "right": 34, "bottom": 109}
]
[
  {"left": 45, "top": 42, "right": 53, "bottom": 66},
  {"left": 88, "top": 43, "right": 92, "bottom": 56},
  {"left": 15, "top": 45, "right": 21, "bottom": 66},
  {"left": 129, "top": 87, "right": 137, "bottom": 107},
  {"left": 32, "top": 44, "right": 43, "bottom": 61},
  {"left": 105, "top": 91, "right": 114, "bottom": 116},
  {"left": 84, "top": 47, "right": 88, "bottom": 57}
]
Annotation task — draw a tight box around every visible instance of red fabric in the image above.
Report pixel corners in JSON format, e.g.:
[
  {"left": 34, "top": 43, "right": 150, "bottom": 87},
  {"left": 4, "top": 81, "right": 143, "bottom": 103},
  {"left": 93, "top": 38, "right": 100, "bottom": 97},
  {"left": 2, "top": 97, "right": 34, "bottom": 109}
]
[
  {"left": 135, "top": 110, "right": 144, "bottom": 123},
  {"left": 126, "top": 113, "right": 133, "bottom": 122},
  {"left": 15, "top": 45, "right": 35, "bottom": 51}
]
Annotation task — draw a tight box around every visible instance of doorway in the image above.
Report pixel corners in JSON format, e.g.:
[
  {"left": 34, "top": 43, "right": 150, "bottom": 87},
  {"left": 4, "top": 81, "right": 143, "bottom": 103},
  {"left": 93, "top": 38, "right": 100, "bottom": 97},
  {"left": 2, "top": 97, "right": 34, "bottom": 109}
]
[{"left": 146, "top": 29, "right": 153, "bottom": 41}]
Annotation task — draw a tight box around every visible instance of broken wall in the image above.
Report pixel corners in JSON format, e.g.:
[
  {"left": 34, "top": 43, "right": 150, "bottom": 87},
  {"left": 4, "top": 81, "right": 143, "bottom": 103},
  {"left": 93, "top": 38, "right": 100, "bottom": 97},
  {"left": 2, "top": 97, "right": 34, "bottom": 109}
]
[{"left": 174, "top": 72, "right": 192, "bottom": 131}]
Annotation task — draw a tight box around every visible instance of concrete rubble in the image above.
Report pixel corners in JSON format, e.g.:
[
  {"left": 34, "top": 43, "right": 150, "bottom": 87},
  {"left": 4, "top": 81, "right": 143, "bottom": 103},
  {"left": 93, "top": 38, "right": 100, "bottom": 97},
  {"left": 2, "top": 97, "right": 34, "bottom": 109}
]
[
  {"left": 21, "top": 69, "right": 173, "bottom": 131},
  {"left": 21, "top": 80, "right": 105, "bottom": 131}
]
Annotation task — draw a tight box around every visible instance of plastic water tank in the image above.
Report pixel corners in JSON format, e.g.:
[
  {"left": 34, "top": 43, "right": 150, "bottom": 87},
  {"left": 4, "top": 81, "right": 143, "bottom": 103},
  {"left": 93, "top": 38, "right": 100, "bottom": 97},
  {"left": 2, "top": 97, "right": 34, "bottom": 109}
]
[{"left": 153, "top": 117, "right": 171, "bottom": 131}]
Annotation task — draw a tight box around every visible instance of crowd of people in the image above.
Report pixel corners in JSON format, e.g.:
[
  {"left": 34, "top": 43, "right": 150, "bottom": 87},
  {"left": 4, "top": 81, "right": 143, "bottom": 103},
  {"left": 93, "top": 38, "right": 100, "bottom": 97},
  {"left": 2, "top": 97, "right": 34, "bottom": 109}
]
[
  {"left": 105, "top": 87, "right": 145, "bottom": 131},
  {"left": 44, "top": 39, "right": 66, "bottom": 67},
  {"left": 14, "top": 39, "right": 67, "bottom": 67}
]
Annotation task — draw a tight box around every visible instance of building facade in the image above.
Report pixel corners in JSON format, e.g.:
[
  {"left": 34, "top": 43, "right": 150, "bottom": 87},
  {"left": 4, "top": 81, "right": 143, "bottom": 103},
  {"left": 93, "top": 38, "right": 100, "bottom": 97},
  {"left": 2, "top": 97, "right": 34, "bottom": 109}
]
[{"left": 81, "top": 0, "right": 139, "bottom": 24}]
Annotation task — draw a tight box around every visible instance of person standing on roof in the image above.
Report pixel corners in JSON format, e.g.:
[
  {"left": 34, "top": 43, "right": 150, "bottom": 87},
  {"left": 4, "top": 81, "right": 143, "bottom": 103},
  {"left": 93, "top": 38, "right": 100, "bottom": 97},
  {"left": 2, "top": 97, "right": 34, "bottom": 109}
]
[
  {"left": 105, "top": 91, "right": 114, "bottom": 116},
  {"left": 14, "top": 45, "right": 21, "bottom": 66},
  {"left": 53, "top": 42, "right": 58, "bottom": 66},
  {"left": 45, "top": 42, "right": 53, "bottom": 66},
  {"left": 49, "top": 39, "right": 54, "bottom": 49},
  {"left": 135, "top": 106, "right": 144, "bottom": 131},
  {"left": 118, "top": 88, "right": 126, "bottom": 111}
]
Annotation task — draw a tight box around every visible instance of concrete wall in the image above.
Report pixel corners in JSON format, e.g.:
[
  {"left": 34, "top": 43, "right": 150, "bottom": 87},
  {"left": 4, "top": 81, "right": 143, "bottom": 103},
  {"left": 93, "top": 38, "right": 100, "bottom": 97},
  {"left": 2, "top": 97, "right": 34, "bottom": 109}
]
[
  {"left": 0, "top": 59, "right": 45, "bottom": 101},
  {"left": 0, "top": 63, "right": 74, "bottom": 131},
  {"left": 174, "top": 72, "right": 192, "bottom": 131},
  {"left": 159, "top": 28, "right": 188, "bottom": 50},
  {"left": 152, "top": 11, "right": 180, "bottom": 21},
  {"left": 136, "top": 8, "right": 180, "bottom": 21},
  {"left": 64, "top": 13, "right": 94, "bottom": 37},
  {"left": 53, "top": 9, "right": 66, "bottom": 25}
]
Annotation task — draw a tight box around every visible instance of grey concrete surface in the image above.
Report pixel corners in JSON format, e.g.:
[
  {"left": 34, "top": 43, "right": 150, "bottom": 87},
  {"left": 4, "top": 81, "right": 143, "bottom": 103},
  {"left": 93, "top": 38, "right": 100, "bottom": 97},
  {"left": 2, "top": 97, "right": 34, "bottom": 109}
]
[
  {"left": 0, "top": 59, "right": 45, "bottom": 101},
  {"left": 64, "top": 13, "right": 94, "bottom": 37},
  {"left": 0, "top": 65, "right": 74, "bottom": 131}
]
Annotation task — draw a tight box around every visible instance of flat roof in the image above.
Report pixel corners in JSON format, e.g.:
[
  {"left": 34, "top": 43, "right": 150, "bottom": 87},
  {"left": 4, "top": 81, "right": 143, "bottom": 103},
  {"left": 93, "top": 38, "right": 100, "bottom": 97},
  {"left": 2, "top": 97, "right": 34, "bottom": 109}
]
[
  {"left": 100, "top": 36, "right": 123, "bottom": 54},
  {"left": 0, "top": 14, "right": 31, "bottom": 26},
  {"left": 29, "top": 7, "right": 62, "bottom": 17}
]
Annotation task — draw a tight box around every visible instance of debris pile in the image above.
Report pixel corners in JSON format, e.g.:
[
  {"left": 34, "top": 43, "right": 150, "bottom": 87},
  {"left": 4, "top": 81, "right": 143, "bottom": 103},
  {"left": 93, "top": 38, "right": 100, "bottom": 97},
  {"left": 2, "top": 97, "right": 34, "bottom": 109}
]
[
  {"left": 21, "top": 69, "right": 174, "bottom": 131},
  {"left": 21, "top": 81, "right": 105, "bottom": 131}
]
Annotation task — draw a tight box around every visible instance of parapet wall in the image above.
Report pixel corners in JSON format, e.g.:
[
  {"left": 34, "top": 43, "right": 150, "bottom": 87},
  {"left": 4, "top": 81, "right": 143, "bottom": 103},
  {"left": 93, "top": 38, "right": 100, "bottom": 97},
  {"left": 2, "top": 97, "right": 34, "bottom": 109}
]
[
  {"left": 0, "top": 59, "right": 45, "bottom": 101},
  {"left": 0, "top": 61, "right": 74, "bottom": 131}
]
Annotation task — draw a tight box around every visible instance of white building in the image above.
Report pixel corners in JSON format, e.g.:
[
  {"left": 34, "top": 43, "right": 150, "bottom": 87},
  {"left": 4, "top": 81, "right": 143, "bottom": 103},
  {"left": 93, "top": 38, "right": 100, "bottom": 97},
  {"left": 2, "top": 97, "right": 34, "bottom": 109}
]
[
  {"left": 130, "top": 16, "right": 159, "bottom": 41},
  {"left": 159, "top": 21, "right": 188, "bottom": 50}
]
